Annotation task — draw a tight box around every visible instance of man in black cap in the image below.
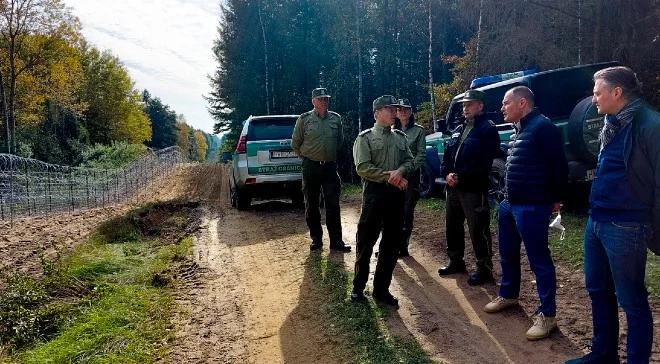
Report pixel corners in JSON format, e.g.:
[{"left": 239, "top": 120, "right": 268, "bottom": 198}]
[
  {"left": 292, "top": 88, "right": 350, "bottom": 252},
  {"left": 438, "top": 89, "right": 500, "bottom": 285}
]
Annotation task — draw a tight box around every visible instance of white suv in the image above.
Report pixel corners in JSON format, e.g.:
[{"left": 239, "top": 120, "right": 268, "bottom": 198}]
[{"left": 229, "top": 115, "right": 303, "bottom": 209}]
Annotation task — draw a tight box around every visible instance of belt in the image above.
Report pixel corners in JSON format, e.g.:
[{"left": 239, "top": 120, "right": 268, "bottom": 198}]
[{"left": 305, "top": 158, "right": 335, "bottom": 165}]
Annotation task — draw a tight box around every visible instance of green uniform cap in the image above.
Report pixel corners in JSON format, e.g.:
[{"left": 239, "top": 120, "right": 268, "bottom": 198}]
[
  {"left": 372, "top": 95, "right": 399, "bottom": 112},
  {"left": 312, "top": 87, "right": 331, "bottom": 98},
  {"left": 458, "top": 89, "right": 485, "bottom": 103},
  {"left": 398, "top": 98, "right": 412, "bottom": 108}
]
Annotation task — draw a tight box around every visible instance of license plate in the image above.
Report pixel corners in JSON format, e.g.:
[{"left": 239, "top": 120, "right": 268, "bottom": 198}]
[{"left": 270, "top": 150, "right": 296, "bottom": 159}]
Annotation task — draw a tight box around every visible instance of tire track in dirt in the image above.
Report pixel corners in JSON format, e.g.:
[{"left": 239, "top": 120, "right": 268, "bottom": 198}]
[{"left": 169, "top": 165, "right": 344, "bottom": 363}]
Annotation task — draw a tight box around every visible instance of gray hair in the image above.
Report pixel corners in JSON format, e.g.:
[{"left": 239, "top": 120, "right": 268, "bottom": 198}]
[
  {"left": 593, "top": 66, "right": 642, "bottom": 100},
  {"left": 508, "top": 86, "right": 535, "bottom": 107}
]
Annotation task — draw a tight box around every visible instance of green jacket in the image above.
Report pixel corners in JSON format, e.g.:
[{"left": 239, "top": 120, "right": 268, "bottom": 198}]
[
  {"left": 353, "top": 123, "right": 413, "bottom": 183},
  {"left": 291, "top": 110, "right": 343, "bottom": 162},
  {"left": 401, "top": 123, "right": 426, "bottom": 172}
]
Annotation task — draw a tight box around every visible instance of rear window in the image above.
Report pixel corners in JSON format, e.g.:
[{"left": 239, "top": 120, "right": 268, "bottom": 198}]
[{"left": 247, "top": 117, "right": 298, "bottom": 141}]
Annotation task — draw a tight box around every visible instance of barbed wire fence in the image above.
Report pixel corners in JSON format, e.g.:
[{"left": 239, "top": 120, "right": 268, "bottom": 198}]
[{"left": 0, "top": 147, "right": 183, "bottom": 225}]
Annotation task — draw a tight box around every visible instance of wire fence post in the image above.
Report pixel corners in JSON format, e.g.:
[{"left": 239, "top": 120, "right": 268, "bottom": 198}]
[{"left": 68, "top": 169, "right": 74, "bottom": 213}]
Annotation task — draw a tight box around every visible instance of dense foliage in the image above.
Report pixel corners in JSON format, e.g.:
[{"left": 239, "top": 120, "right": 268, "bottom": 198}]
[
  {"left": 0, "top": 0, "right": 219, "bottom": 164},
  {"left": 209, "top": 0, "right": 659, "bottom": 177}
]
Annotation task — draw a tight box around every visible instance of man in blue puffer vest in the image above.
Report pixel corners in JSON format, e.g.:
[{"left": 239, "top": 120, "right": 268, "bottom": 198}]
[
  {"left": 483, "top": 86, "right": 568, "bottom": 341},
  {"left": 566, "top": 67, "right": 660, "bottom": 364}
]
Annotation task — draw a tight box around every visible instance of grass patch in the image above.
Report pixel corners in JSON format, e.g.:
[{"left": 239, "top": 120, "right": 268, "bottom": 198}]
[
  {"left": 419, "top": 197, "right": 446, "bottom": 211},
  {"left": 342, "top": 183, "right": 363, "bottom": 197},
  {"left": 0, "top": 202, "right": 198, "bottom": 363},
  {"left": 306, "top": 254, "right": 433, "bottom": 364},
  {"left": 548, "top": 212, "right": 660, "bottom": 297}
]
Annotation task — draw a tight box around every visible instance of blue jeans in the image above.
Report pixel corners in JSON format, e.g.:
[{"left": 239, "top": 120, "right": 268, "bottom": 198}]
[
  {"left": 498, "top": 199, "right": 556, "bottom": 316},
  {"left": 584, "top": 217, "right": 652, "bottom": 364}
]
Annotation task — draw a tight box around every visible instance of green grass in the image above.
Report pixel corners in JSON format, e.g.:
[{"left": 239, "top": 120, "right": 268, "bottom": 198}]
[
  {"left": 342, "top": 183, "right": 363, "bottom": 197},
  {"left": 416, "top": 198, "right": 660, "bottom": 298},
  {"left": 1, "top": 203, "right": 195, "bottom": 363},
  {"left": 306, "top": 254, "right": 434, "bottom": 364},
  {"left": 548, "top": 212, "right": 660, "bottom": 297},
  {"left": 419, "top": 197, "right": 446, "bottom": 211}
]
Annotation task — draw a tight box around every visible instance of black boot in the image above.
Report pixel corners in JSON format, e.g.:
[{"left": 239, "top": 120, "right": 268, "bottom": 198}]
[
  {"left": 467, "top": 270, "right": 495, "bottom": 286},
  {"left": 438, "top": 261, "right": 467, "bottom": 276},
  {"left": 372, "top": 290, "right": 399, "bottom": 307},
  {"left": 330, "top": 241, "right": 351, "bottom": 252},
  {"left": 309, "top": 239, "right": 322, "bottom": 251}
]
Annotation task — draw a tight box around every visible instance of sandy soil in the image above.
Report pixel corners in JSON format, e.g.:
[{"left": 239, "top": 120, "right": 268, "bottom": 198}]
[{"left": 3, "top": 163, "right": 658, "bottom": 363}]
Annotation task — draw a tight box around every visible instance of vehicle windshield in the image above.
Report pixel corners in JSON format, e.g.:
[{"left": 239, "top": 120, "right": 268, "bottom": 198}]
[{"left": 248, "top": 117, "right": 298, "bottom": 141}]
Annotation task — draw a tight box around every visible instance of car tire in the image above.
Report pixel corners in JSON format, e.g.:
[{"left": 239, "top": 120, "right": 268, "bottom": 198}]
[
  {"left": 488, "top": 158, "right": 506, "bottom": 208},
  {"left": 568, "top": 96, "right": 603, "bottom": 165},
  {"left": 420, "top": 162, "right": 435, "bottom": 198},
  {"left": 236, "top": 188, "right": 251, "bottom": 210}
]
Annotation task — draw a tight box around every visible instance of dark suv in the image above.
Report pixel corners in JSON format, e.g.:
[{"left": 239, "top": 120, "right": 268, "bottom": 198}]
[{"left": 422, "top": 62, "right": 619, "bottom": 203}]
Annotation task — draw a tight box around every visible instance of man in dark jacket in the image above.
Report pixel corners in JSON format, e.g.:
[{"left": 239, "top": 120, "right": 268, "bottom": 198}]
[
  {"left": 438, "top": 90, "right": 500, "bottom": 286},
  {"left": 483, "top": 86, "right": 568, "bottom": 342},
  {"left": 566, "top": 67, "right": 659, "bottom": 364}
]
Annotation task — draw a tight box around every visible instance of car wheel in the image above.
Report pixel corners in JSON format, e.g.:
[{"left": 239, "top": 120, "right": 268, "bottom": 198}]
[
  {"left": 488, "top": 158, "right": 506, "bottom": 208},
  {"left": 236, "top": 188, "right": 251, "bottom": 210}
]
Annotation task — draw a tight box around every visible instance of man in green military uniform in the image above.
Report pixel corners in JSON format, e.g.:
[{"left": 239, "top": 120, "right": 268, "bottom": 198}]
[
  {"left": 396, "top": 98, "right": 426, "bottom": 257},
  {"left": 350, "top": 95, "right": 413, "bottom": 307},
  {"left": 292, "top": 88, "right": 351, "bottom": 252}
]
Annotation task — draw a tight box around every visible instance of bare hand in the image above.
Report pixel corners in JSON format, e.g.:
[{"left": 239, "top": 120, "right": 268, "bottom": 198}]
[
  {"left": 446, "top": 173, "right": 458, "bottom": 188},
  {"left": 553, "top": 202, "right": 562, "bottom": 213},
  {"left": 385, "top": 169, "right": 404, "bottom": 187}
]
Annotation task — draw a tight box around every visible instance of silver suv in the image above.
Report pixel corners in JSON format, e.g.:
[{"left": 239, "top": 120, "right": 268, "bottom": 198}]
[{"left": 229, "top": 115, "right": 303, "bottom": 209}]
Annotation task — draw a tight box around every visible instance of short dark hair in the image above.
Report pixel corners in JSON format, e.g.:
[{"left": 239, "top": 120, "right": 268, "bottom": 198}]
[
  {"left": 509, "top": 86, "right": 535, "bottom": 107},
  {"left": 593, "top": 66, "right": 642, "bottom": 99}
]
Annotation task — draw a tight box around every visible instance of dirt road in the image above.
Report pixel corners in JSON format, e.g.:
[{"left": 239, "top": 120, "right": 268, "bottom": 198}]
[
  {"left": 3, "top": 164, "right": 658, "bottom": 363},
  {"left": 168, "top": 165, "right": 659, "bottom": 363}
]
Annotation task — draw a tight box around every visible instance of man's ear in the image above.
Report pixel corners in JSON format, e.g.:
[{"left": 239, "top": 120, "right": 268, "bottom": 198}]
[{"left": 612, "top": 86, "right": 623, "bottom": 100}]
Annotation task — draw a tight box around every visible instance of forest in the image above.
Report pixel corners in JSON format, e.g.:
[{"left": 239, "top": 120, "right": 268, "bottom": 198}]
[
  {"left": 208, "top": 0, "right": 659, "bottom": 176},
  {"left": 0, "top": 0, "right": 219, "bottom": 166}
]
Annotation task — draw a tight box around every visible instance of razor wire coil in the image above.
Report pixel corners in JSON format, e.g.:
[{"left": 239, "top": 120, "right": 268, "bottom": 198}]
[{"left": 0, "top": 147, "right": 183, "bottom": 223}]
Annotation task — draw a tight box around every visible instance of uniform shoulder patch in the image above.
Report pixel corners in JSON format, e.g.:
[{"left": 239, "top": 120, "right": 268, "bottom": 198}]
[
  {"left": 300, "top": 110, "right": 313, "bottom": 118},
  {"left": 393, "top": 129, "right": 406, "bottom": 137},
  {"left": 329, "top": 111, "right": 341, "bottom": 118},
  {"left": 414, "top": 123, "right": 426, "bottom": 129},
  {"left": 358, "top": 129, "right": 372, "bottom": 137}
]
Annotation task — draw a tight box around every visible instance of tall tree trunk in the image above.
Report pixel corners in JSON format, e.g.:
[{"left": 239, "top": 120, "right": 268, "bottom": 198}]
[
  {"left": 0, "top": 70, "right": 10, "bottom": 153},
  {"left": 428, "top": 0, "right": 436, "bottom": 132},
  {"left": 475, "top": 0, "right": 483, "bottom": 71},
  {"left": 356, "top": 0, "right": 363, "bottom": 131},
  {"left": 258, "top": 0, "right": 270, "bottom": 115},
  {"left": 577, "top": 0, "right": 582, "bottom": 64},
  {"left": 593, "top": 0, "right": 602, "bottom": 62}
]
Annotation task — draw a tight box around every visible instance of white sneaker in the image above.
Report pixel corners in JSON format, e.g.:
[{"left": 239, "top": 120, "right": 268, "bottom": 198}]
[
  {"left": 526, "top": 312, "right": 557, "bottom": 340},
  {"left": 483, "top": 296, "right": 518, "bottom": 313}
]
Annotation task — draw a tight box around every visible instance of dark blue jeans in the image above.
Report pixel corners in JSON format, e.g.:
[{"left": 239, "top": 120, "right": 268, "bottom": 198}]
[
  {"left": 584, "top": 217, "right": 652, "bottom": 364},
  {"left": 498, "top": 199, "right": 556, "bottom": 316}
]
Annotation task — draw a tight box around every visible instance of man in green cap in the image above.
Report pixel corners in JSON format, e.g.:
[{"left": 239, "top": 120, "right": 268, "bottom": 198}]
[
  {"left": 292, "top": 87, "right": 351, "bottom": 252},
  {"left": 350, "top": 95, "right": 413, "bottom": 307},
  {"left": 395, "top": 98, "right": 426, "bottom": 257},
  {"left": 438, "top": 89, "right": 500, "bottom": 285}
]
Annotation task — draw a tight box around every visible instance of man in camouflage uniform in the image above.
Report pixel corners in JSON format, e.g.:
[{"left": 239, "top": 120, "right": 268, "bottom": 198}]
[
  {"left": 396, "top": 98, "right": 426, "bottom": 257},
  {"left": 350, "top": 95, "right": 413, "bottom": 307},
  {"left": 292, "top": 88, "right": 351, "bottom": 252}
]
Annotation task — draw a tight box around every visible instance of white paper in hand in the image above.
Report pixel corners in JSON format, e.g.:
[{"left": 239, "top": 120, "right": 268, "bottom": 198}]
[{"left": 549, "top": 213, "right": 565, "bottom": 240}]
